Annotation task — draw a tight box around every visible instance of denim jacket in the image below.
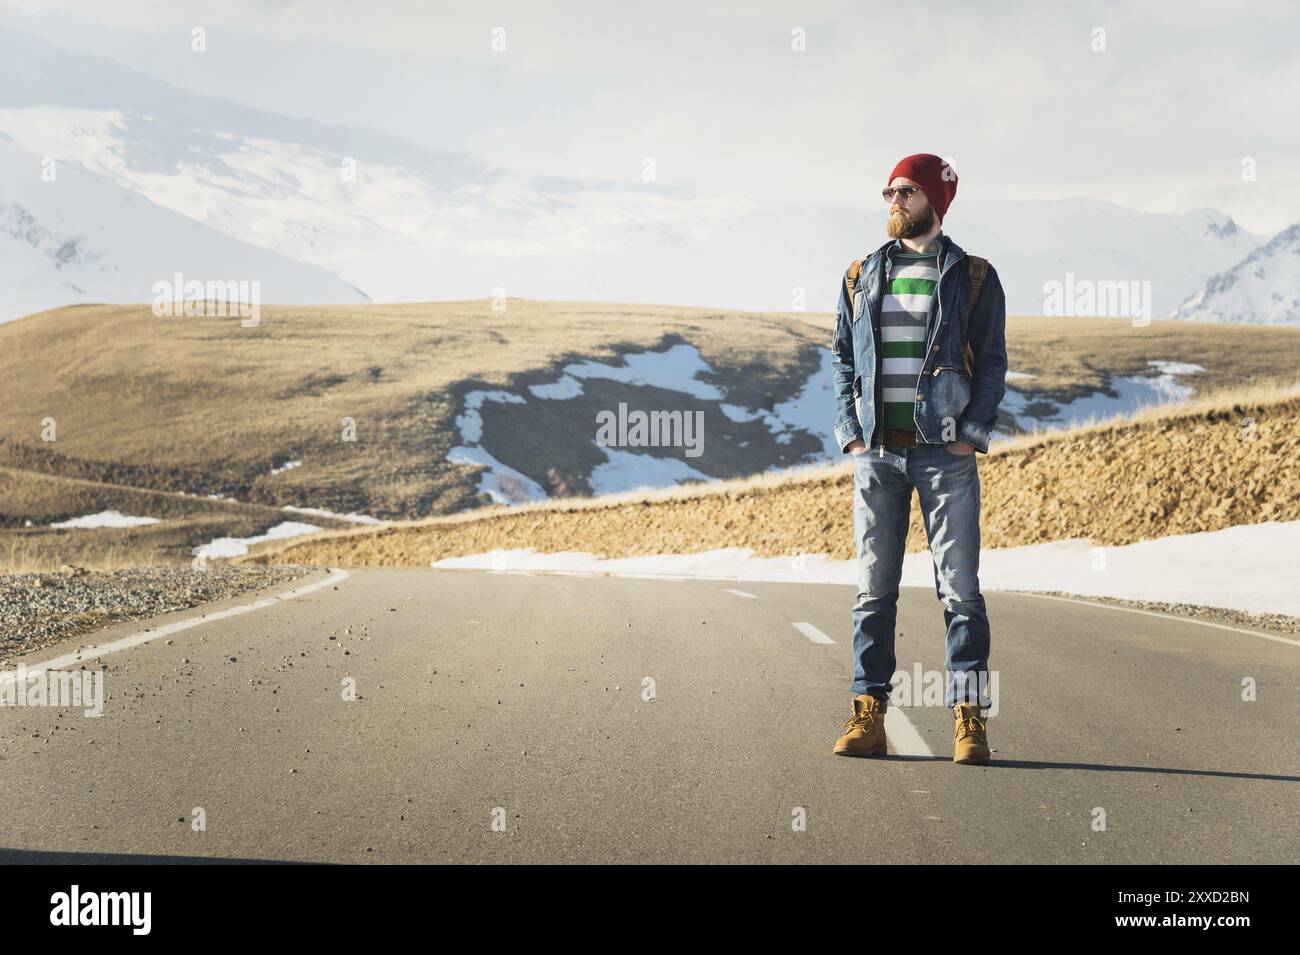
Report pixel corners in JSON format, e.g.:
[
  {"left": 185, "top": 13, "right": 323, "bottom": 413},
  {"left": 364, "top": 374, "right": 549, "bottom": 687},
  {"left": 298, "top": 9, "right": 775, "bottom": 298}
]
[{"left": 831, "top": 231, "right": 1007, "bottom": 454}]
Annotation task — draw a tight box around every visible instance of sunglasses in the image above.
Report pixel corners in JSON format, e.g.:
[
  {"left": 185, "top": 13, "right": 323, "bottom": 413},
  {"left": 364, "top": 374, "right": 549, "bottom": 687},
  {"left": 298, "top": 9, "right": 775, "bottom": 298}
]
[{"left": 881, "top": 186, "right": 921, "bottom": 203}]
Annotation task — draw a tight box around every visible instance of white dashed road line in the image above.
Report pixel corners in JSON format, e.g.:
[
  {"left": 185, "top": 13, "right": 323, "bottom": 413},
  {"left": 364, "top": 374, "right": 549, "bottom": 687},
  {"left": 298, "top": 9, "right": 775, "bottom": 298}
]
[
  {"left": 793, "top": 621, "right": 835, "bottom": 644},
  {"left": 723, "top": 589, "right": 757, "bottom": 599}
]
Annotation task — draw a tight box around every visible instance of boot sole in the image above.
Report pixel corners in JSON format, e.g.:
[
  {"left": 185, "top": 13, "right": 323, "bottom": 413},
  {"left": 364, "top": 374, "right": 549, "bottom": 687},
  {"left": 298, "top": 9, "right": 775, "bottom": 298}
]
[
  {"left": 833, "top": 746, "right": 887, "bottom": 757},
  {"left": 953, "top": 753, "right": 991, "bottom": 764}
]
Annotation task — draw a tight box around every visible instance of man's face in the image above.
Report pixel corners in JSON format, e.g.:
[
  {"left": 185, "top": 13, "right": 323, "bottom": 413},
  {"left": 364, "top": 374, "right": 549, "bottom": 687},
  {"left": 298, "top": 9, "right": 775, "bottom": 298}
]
[{"left": 885, "top": 176, "right": 937, "bottom": 239}]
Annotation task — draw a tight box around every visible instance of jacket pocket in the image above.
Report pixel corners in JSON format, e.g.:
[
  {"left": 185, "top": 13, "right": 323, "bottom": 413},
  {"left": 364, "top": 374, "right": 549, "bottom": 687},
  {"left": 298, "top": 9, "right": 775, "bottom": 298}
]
[{"left": 929, "top": 366, "right": 972, "bottom": 418}]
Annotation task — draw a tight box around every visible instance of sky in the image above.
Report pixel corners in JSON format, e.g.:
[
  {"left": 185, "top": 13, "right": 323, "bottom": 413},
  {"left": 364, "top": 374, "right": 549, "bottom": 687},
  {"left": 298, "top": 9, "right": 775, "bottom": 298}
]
[{"left": 1, "top": 0, "right": 1297, "bottom": 233}]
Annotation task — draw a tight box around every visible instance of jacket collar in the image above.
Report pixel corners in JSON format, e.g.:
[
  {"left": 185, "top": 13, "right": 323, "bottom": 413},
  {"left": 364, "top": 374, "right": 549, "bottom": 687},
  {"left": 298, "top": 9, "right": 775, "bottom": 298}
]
[{"left": 872, "top": 229, "right": 964, "bottom": 272}]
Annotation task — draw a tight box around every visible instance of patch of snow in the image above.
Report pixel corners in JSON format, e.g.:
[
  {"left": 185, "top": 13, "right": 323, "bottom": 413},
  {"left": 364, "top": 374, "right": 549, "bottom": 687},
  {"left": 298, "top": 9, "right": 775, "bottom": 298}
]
[
  {"left": 532, "top": 343, "right": 837, "bottom": 452},
  {"left": 560, "top": 343, "right": 725, "bottom": 400},
  {"left": 1139, "top": 360, "right": 1206, "bottom": 401},
  {"left": 451, "top": 344, "right": 1200, "bottom": 502},
  {"left": 528, "top": 375, "right": 583, "bottom": 399},
  {"left": 191, "top": 520, "right": 321, "bottom": 560},
  {"left": 994, "top": 359, "right": 1204, "bottom": 440},
  {"left": 432, "top": 521, "right": 1300, "bottom": 617},
  {"left": 447, "top": 445, "right": 548, "bottom": 505},
  {"left": 719, "top": 404, "right": 763, "bottom": 423},
  {"left": 455, "top": 389, "right": 526, "bottom": 445},
  {"left": 448, "top": 344, "right": 848, "bottom": 504},
  {"left": 588, "top": 448, "right": 715, "bottom": 496},
  {"left": 768, "top": 349, "right": 839, "bottom": 456},
  {"left": 448, "top": 389, "right": 545, "bottom": 504},
  {"left": 1146, "top": 360, "right": 1207, "bottom": 376},
  {"left": 50, "top": 510, "right": 160, "bottom": 529},
  {"left": 280, "top": 505, "right": 388, "bottom": 525},
  {"left": 269, "top": 459, "right": 301, "bottom": 475}
]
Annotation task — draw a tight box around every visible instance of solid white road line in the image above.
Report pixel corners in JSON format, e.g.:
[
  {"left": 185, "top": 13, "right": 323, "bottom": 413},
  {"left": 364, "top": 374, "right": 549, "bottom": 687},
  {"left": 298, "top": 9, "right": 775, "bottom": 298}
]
[
  {"left": 5, "top": 567, "right": 351, "bottom": 677},
  {"left": 1011, "top": 591, "right": 1300, "bottom": 648},
  {"left": 723, "top": 589, "right": 757, "bottom": 599},
  {"left": 793, "top": 621, "right": 835, "bottom": 644}
]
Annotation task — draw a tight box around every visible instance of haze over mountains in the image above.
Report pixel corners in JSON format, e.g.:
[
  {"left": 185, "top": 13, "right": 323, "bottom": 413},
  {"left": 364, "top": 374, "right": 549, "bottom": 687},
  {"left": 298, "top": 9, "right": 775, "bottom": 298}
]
[{"left": 0, "top": 24, "right": 1293, "bottom": 324}]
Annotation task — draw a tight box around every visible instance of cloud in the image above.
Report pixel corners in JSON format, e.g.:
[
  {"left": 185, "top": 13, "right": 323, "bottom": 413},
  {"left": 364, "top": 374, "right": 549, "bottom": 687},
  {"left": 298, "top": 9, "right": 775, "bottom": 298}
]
[{"left": 4, "top": 0, "right": 1298, "bottom": 231}]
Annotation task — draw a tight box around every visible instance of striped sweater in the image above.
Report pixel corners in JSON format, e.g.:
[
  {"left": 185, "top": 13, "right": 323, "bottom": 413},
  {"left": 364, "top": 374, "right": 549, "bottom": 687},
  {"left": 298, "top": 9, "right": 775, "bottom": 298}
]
[{"left": 879, "top": 244, "right": 940, "bottom": 431}]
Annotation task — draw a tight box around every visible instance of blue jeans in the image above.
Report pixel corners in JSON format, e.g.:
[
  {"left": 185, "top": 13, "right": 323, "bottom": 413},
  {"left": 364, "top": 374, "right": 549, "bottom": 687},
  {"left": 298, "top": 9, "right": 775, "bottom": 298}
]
[{"left": 850, "top": 442, "right": 992, "bottom": 710}]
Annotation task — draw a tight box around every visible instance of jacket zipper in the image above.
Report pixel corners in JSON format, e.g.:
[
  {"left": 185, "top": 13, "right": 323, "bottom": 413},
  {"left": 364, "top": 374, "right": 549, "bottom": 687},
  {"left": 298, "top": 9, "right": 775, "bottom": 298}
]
[
  {"left": 874, "top": 253, "right": 886, "bottom": 458},
  {"left": 914, "top": 239, "right": 965, "bottom": 438}
]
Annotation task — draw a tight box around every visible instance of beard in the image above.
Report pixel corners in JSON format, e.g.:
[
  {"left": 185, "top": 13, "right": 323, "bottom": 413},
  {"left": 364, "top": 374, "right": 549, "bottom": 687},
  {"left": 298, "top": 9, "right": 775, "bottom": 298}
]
[{"left": 887, "top": 203, "right": 937, "bottom": 239}]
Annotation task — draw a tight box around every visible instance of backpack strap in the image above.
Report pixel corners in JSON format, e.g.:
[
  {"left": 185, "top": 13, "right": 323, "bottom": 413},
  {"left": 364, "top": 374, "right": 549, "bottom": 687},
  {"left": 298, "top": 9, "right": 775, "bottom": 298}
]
[
  {"left": 844, "top": 258, "right": 864, "bottom": 302},
  {"left": 963, "top": 255, "right": 988, "bottom": 376},
  {"left": 844, "top": 260, "right": 865, "bottom": 398}
]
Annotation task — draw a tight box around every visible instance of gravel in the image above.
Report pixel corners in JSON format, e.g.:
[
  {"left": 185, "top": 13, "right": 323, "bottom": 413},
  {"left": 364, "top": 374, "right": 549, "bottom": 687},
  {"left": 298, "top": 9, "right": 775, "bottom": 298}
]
[
  {"left": 0, "top": 563, "right": 320, "bottom": 665},
  {"left": 1019, "top": 590, "right": 1300, "bottom": 635}
]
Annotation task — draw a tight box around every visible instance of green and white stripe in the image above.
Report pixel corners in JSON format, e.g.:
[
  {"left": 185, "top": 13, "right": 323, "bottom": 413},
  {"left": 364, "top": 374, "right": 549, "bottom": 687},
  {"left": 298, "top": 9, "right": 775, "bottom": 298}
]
[{"left": 880, "top": 249, "right": 940, "bottom": 431}]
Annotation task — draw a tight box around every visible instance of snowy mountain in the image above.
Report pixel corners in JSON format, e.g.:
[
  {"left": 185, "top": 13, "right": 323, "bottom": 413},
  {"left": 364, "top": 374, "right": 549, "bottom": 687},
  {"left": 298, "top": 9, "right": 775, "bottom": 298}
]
[
  {"left": 0, "top": 136, "right": 369, "bottom": 323},
  {"left": 0, "top": 25, "right": 1270, "bottom": 320},
  {"left": 948, "top": 199, "right": 1263, "bottom": 318},
  {"left": 1171, "top": 223, "right": 1300, "bottom": 325}
]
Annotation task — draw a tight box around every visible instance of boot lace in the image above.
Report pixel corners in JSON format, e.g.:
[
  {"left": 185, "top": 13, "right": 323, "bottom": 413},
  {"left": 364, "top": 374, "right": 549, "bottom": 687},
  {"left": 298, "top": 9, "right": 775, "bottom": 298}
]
[
  {"left": 956, "top": 713, "right": 987, "bottom": 743},
  {"left": 841, "top": 709, "right": 880, "bottom": 732}
]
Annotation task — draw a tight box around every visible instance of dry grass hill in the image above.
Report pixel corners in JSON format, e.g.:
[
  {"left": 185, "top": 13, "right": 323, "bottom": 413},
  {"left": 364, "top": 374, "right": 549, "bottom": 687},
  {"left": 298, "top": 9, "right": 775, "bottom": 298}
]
[{"left": 2, "top": 298, "right": 1297, "bottom": 571}]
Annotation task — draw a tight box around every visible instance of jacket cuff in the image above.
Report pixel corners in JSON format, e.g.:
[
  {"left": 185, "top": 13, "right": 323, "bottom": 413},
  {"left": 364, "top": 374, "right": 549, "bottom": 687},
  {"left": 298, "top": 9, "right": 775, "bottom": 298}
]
[
  {"left": 957, "top": 417, "right": 992, "bottom": 453},
  {"left": 835, "top": 423, "right": 864, "bottom": 453}
]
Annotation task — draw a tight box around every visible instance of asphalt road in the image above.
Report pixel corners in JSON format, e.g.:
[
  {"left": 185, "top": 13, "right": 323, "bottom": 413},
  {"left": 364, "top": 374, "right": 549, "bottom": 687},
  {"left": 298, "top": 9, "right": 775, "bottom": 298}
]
[{"left": 1, "top": 567, "right": 1296, "bottom": 864}]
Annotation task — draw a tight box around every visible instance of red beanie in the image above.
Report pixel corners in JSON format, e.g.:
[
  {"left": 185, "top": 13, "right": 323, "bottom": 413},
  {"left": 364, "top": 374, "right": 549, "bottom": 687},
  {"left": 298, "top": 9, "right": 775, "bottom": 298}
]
[{"left": 887, "top": 153, "right": 958, "bottom": 222}]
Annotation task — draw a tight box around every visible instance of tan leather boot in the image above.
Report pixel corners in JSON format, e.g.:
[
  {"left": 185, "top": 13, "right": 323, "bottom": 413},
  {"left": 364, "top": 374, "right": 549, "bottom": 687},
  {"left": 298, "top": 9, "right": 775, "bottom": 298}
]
[
  {"left": 833, "top": 694, "right": 888, "bottom": 757},
  {"left": 953, "top": 703, "right": 990, "bottom": 764}
]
